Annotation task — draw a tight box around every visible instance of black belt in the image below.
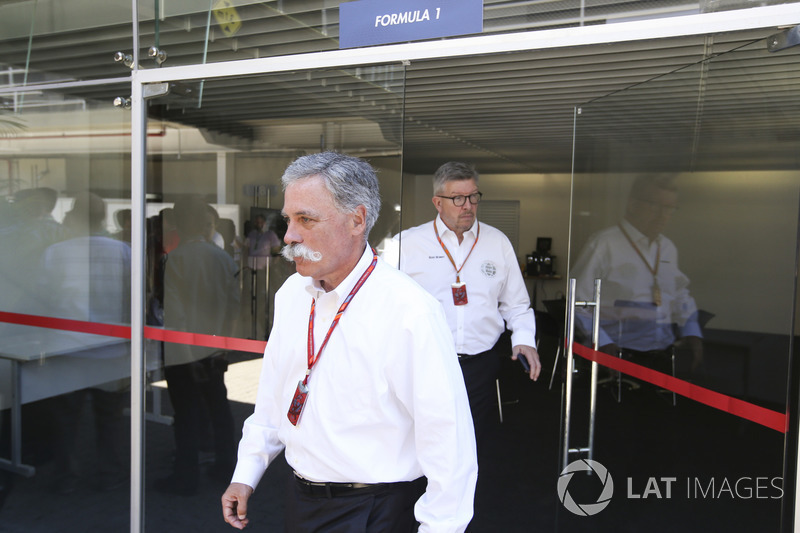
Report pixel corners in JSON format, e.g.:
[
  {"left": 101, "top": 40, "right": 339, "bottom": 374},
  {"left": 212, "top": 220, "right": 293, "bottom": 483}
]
[
  {"left": 293, "top": 472, "right": 382, "bottom": 498},
  {"left": 457, "top": 349, "right": 492, "bottom": 361}
]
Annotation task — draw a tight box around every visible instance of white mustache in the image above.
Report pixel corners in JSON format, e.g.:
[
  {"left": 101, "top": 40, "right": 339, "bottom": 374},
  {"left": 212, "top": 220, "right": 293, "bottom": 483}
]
[{"left": 281, "top": 243, "right": 323, "bottom": 262}]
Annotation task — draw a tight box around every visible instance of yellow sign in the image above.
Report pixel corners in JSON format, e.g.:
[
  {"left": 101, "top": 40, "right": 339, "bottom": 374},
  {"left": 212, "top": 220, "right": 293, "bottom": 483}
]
[{"left": 213, "top": 0, "right": 242, "bottom": 37}]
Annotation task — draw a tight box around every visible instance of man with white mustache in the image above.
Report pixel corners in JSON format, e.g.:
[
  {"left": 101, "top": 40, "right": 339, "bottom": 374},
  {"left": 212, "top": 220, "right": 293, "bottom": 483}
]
[
  {"left": 280, "top": 242, "right": 322, "bottom": 263},
  {"left": 222, "top": 152, "right": 477, "bottom": 532}
]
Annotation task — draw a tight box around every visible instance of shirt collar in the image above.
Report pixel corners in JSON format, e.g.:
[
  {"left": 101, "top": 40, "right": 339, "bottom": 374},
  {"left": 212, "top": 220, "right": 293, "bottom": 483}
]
[
  {"left": 303, "top": 244, "right": 373, "bottom": 301},
  {"left": 435, "top": 214, "right": 478, "bottom": 240},
  {"left": 621, "top": 218, "right": 660, "bottom": 246}
]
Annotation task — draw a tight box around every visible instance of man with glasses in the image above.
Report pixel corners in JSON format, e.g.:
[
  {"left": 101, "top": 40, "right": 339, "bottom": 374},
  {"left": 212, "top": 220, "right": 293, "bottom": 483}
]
[
  {"left": 383, "top": 161, "right": 541, "bottom": 454},
  {"left": 571, "top": 174, "right": 703, "bottom": 379}
]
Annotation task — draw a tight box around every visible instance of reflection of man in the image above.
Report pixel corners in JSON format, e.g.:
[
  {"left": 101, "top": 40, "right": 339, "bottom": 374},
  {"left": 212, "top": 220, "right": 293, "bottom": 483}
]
[
  {"left": 112, "top": 208, "right": 131, "bottom": 243},
  {"left": 158, "top": 196, "right": 241, "bottom": 495},
  {"left": 570, "top": 174, "right": 703, "bottom": 371},
  {"left": 0, "top": 187, "right": 65, "bottom": 313},
  {"left": 37, "top": 191, "right": 131, "bottom": 493},
  {"left": 244, "top": 214, "right": 280, "bottom": 270},
  {"left": 383, "top": 161, "right": 541, "bottom": 451},
  {"left": 221, "top": 152, "right": 477, "bottom": 532}
]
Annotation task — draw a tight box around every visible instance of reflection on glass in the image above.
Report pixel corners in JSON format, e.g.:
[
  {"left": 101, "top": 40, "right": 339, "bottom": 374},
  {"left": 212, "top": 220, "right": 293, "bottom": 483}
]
[
  {"left": 565, "top": 33, "right": 795, "bottom": 532},
  {"left": 143, "top": 65, "right": 404, "bottom": 528},
  {"left": 571, "top": 175, "right": 703, "bottom": 374},
  {"left": 0, "top": 89, "right": 132, "bottom": 529},
  {"left": 35, "top": 191, "right": 131, "bottom": 494},
  {"left": 0, "top": 0, "right": 133, "bottom": 89},
  {"left": 154, "top": 196, "right": 239, "bottom": 496}
]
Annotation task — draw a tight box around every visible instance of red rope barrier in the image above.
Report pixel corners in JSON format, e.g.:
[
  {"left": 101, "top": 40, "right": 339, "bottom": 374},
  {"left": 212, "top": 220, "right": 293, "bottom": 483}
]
[
  {"left": 1, "top": 311, "right": 786, "bottom": 432},
  {"left": 0, "top": 311, "right": 267, "bottom": 355},
  {"left": 571, "top": 342, "right": 787, "bottom": 433}
]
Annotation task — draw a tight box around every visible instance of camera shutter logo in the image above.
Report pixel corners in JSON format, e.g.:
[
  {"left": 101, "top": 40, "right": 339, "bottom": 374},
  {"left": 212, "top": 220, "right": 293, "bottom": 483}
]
[{"left": 557, "top": 459, "right": 614, "bottom": 516}]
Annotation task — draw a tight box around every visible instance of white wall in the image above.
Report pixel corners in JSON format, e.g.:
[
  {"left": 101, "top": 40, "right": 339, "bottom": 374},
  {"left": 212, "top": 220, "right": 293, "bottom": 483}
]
[{"left": 670, "top": 171, "right": 799, "bottom": 334}]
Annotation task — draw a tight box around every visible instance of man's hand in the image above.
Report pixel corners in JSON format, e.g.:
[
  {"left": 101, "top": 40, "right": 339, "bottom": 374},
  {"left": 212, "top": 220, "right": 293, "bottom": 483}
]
[
  {"left": 512, "top": 344, "right": 541, "bottom": 381},
  {"left": 222, "top": 482, "right": 254, "bottom": 530},
  {"left": 676, "top": 335, "right": 704, "bottom": 371}
]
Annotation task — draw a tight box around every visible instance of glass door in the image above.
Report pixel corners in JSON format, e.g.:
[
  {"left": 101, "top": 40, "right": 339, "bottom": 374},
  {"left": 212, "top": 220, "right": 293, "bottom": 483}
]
[
  {"left": 564, "top": 31, "right": 800, "bottom": 532},
  {"left": 0, "top": 83, "right": 134, "bottom": 529},
  {"left": 138, "top": 65, "right": 405, "bottom": 530}
]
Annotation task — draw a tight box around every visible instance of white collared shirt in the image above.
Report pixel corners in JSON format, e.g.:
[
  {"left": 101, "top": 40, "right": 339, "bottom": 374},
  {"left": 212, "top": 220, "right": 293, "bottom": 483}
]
[
  {"left": 570, "top": 218, "right": 701, "bottom": 350},
  {"left": 232, "top": 246, "right": 477, "bottom": 532},
  {"left": 384, "top": 216, "right": 537, "bottom": 355}
]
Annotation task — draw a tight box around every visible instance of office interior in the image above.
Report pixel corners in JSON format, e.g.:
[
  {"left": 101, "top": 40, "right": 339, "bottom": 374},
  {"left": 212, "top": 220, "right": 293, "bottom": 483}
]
[{"left": 0, "top": 0, "right": 799, "bottom": 531}]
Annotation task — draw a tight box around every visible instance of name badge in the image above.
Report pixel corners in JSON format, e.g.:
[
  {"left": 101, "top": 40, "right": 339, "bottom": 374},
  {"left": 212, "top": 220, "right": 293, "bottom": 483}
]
[
  {"left": 452, "top": 282, "right": 468, "bottom": 306},
  {"left": 287, "top": 380, "right": 309, "bottom": 426}
]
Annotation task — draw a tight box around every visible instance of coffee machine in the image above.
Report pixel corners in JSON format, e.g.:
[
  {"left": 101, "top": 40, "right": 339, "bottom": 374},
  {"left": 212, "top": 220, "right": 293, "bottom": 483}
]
[{"left": 526, "top": 237, "right": 555, "bottom": 276}]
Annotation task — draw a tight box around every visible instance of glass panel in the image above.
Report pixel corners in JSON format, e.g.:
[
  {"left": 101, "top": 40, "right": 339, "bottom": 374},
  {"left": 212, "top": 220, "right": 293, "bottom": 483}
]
[
  {"left": 0, "top": 83, "right": 132, "bottom": 528},
  {"left": 142, "top": 65, "right": 404, "bottom": 528},
  {"left": 0, "top": 0, "right": 134, "bottom": 89},
  {"left": 484, "top": 0, "right": 797, "bottom": 30},
  {"left": 136, "top": 0, "right": 800, "bottom": 67},
  {"left": 567, "top": 33, "right": 800, "bottom": 530}
]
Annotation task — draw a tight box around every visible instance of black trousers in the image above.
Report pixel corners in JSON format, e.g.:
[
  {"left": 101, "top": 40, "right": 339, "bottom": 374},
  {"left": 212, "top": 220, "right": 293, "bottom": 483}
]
[
  {"left": 53, "top": 387, "right": 128, "bottom": 482},
  {"left": 163, "top": 356, "right": 236, "bottom": 480},
  {"left": 618, "top": 347, "right": 675, "bottom": 381},
  {"left": 285, "top": 474, "right": 426, "bottom": 533},
  {"left": 458, "top": 348, "right": 501, "bottom": 453}
]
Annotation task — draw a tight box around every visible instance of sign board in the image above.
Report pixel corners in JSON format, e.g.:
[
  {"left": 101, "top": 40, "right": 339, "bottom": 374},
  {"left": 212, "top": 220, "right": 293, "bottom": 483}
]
[
  {"left": 339, "top": 0, "right": 483, "bottom": 49},
  {"left": 213, "top": 0, "right": 242, "bottom": 37}
]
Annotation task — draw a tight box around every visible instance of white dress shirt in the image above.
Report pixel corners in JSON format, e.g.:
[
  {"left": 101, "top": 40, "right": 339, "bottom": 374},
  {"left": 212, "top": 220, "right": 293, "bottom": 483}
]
[
  {"left": 163, "top": 239, "right": 241, "bottom": 366},
  {"left": 34, "top": 235, "right": 132, "bottom": 378},
  {"left": 38, "top": 235, "right": 131, "bottom": 325},
  {"left": 232, "top": 246, "right": 477, "bottom": 532},
  {"left": 570, "top": 219, "right": 701, "bottom": 350},
  {"left": 384, "top": 216, "right": 537, "bottom": 355}
]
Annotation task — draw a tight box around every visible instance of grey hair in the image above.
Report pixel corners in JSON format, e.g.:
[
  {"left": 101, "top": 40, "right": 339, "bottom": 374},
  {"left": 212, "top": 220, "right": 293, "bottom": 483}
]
[
  {"left": 629, "top": 173, "right": 678, "bottom": 200},
  {"left": 433, "top": 161, "right": 479, "bottom": 195},
  {"left": 281, "top": 152, "right": 381, "bottom": 239}
]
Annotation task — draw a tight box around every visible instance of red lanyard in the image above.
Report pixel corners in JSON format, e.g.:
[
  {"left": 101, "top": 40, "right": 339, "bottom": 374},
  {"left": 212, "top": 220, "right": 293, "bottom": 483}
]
[
  {"left": 434, "top": 219, "right": 480, "bottom": 283},
  {"left": 304, "top": 248, "right": 377, "bottom": 385}
]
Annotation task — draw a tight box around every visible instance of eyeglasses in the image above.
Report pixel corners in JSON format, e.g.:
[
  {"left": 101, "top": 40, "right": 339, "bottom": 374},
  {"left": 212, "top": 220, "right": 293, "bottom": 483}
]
[
  {"left": 437, "top": 192, "right": 483, "bottom": 207},
  {"left": 635, "top": 198, "right": 678, "bottom": 215}
]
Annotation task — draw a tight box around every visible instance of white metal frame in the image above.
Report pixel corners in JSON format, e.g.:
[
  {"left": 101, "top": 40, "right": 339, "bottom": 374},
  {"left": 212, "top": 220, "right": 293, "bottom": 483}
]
[{"left": 124, "top": 4, "right": 800, "bottom": 531}]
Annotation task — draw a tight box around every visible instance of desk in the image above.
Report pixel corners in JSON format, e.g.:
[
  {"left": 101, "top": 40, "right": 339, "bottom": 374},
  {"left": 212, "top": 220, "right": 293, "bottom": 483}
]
[
  {"left": 0, "top": 325, "right": 159, "bottom": 476},
  {"left": 524, "top": 274, "right": 562, "bottom": 311}
]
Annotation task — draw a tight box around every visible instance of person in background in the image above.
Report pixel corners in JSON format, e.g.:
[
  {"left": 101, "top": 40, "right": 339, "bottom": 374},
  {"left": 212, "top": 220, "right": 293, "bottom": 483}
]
[
  {"left": 570, "top": 174, "right": 703, "bottom": 376},
  {"left": 0, "top": 187, "right": 65, "bottom": 313},
  {"left": 383, "top": 161, "right": 541, "bottom": 453},
  {"left": 112, "top": 208, "right": 131, "bottom": 243},
  {"left": 36, "top": 191, "right": 131, "bottom": 493},
  {"left": 244, "top": 213, "right": 281, "bottom": 270},
  {"left": 156, "top": 195, "right": 241, "bottom": 495},
  {"left": 207, "top": 204, "right": 226, "bottom": 250}
]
